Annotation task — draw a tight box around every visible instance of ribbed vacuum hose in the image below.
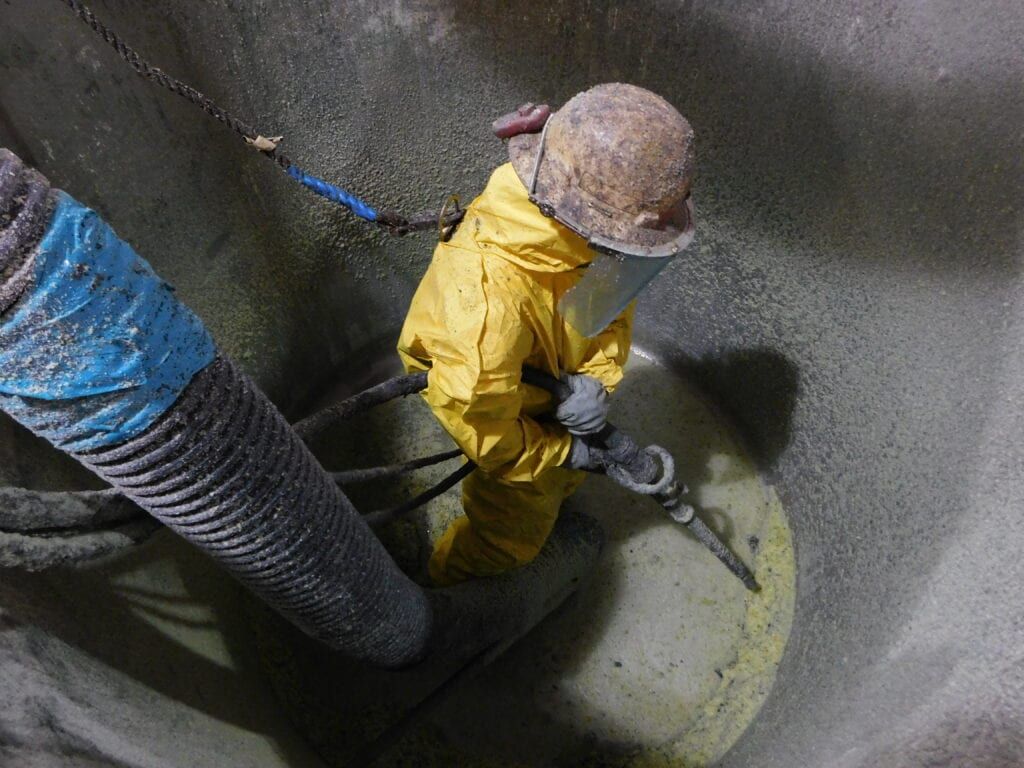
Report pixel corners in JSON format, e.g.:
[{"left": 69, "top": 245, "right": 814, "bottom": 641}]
[
  {"left": 0, "top": 148, "right": 432, "bottom": 667},
  {"left": 81, "top": 357, "right": 432, "bottom": 664},
  {"left": 0, "top": 153, "right": 49, "bottom": 314}
]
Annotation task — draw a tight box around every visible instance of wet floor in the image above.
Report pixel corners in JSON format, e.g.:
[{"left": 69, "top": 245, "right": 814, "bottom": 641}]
[{"left": 306, "top": 346, "right": 796, "bottom": 767}]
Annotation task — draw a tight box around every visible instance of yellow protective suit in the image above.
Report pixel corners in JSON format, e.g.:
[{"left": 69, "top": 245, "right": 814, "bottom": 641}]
[{"left": 397, "top": 163, "right": 634, "bottom": 586}]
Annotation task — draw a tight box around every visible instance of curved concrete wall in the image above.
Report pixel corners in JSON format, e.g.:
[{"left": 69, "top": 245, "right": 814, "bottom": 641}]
[{"left": 1, "top": 1, "right": 1021, "bottom": 766}]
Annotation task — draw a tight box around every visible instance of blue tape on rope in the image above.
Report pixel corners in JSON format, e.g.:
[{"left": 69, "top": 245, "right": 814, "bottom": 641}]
[
  {"left": 286, "top": 165, "right": 378, "bottom": 222},
  {"left": 0, "top": 192, "right": 217, "bottom": 453}
]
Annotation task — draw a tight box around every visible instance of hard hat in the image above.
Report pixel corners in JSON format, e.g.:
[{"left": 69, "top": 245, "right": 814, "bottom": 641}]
[
  {"left": 508, "top": 82, "right": 695, "bottom": 257},
  {"left": 506, "top": 83, "right": 697, "bottom": 336}
]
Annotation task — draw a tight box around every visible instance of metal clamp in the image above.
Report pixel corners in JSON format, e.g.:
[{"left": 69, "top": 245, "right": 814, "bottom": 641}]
[
  {"left": 606, "top": 444, "right": 676, "bottom": 496},
  {"left": 438, "top": 194, "right": 461, "bottom": 242}
]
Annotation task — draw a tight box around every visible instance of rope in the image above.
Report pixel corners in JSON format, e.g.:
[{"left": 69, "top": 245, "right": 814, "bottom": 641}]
[
  {"left": 286, "top": 166, "right": 377, "bottom": 222},
  {"left": 59, "top": 1, "right": 278, "bottom": 162},
  {"left": 56, "top": 0, "right": 465, "bottom": 232}
]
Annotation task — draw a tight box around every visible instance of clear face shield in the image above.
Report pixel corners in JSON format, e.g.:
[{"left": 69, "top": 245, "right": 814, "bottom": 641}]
[
  {"left": 559, "top": 249, "right": 676, "bottom": 338},
  {"left": 555, "top": 194, "right": 695, "bottom": 337}
]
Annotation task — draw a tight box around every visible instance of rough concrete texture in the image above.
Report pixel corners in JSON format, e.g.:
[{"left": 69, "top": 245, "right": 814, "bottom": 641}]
[
  {"left": 247, "top": 504, "right": 606, "bottom": 767},
  {"left": 0, "top": 533, "right": 325, "bottom": 768},
  {"left": 1, "top": 0, "right": 1023, "bottom": 767},
  {"left": 426, "top": 358, "right": 795, "bottom": 766},
  {"left": 305, "top": 348, "right": 794, "bottom": 765}
]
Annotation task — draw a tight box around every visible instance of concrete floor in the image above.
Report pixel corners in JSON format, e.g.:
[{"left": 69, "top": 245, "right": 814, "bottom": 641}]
[
  {"left": 0, "top": 523, "right": 325, "bottom": 768},
  {"left": 306, "top": 347, "right": 795, "bottom": 766}
]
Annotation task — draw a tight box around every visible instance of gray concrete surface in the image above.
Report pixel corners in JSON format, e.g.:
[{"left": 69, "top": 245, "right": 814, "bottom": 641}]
[
  {"left": 301, "top": 347, "right": 794, "bottom": 765},
  {"left": 1, "top": 0, "right": 1022, "bottom": 766}
]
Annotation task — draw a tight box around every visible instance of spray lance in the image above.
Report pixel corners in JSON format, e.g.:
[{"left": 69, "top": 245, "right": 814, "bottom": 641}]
[{"left": 522, "top": 367, "right": 760, "bottom": 591}]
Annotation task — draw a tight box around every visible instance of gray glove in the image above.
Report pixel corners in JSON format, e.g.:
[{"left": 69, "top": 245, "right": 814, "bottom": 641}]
[
  {"left": 555, "top": 373, "right": 609, "bottom": 436},
  {"left": 566, "top": 435, "right": 605, "bottom": 471}
]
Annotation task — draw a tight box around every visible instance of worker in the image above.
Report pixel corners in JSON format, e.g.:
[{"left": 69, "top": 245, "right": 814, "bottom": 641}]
[{"left": 398, "top": 83, "right": 696, "bottom": 586}]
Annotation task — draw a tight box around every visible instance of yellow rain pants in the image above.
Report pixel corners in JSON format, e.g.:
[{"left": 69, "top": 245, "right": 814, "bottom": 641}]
[{"left": 398, "top": 163, "right": 633, "bottom": 586}]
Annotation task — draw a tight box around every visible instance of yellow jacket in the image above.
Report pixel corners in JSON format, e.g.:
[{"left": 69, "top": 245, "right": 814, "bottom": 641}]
[{"left": 397, "top": 163, "right": 634, "bottom": 483}]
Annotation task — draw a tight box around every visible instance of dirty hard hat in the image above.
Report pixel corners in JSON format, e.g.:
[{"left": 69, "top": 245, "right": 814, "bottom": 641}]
[
  {"left": 508, "top": 82, "right": 696, "bottom": 258},
  {"left": 504, "top": 83, "right": 696, "bottom": 337}
]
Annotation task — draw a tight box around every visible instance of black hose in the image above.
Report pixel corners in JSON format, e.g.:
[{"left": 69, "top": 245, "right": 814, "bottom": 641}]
[
  {"left": 364, "top": 460, "right": 476, "bottom": 530},
  {"left": 0, "top": 150, "right": 432, "bottom": 666},
  {"left": 520, "top": 366, "right": 658, "bottom": 481},
  {"left": 0, "top": 517, "right": 161, "bottom": 571},
  {"left": 687, "top": 516, "right": 760, "bottom": 592},
  {"left": 298, "top": 374, "right": 470, "bottom": 525},
  {"left": 294, "top": 372, "right": 428, "bottom": 441},
  {"left": 332, "top": 449, "right": 463, "bottom": 486},
  {"left": 0, "top": 488, "right": 159, "bottom": 570},
  {"left": 0, "top": 488, "right": 139, "bottom": 532},
  {"left": 521, "top": 365, "right": 758, "bottom": 590}
]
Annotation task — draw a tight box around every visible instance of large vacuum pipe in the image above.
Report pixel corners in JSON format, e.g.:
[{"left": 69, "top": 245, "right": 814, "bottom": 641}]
[{"left": 0, "top": 148, "right": 431, "bottom": 667}]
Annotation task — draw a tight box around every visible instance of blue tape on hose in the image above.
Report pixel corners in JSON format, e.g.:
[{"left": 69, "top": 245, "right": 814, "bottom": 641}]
[
  {"left": 286, "top": 165, "right": 378, "bottom": 222},
  {"left": 0, "top": 192, "right": 216, "bottom": 452}
]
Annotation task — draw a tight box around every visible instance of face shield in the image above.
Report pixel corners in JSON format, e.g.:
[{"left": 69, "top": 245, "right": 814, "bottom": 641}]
[
  {"left": 559, "top": 249, "right": 675, "bottom": 338},
  {"left": 555, "top": 198, "right": 695, "bottom": 336}
]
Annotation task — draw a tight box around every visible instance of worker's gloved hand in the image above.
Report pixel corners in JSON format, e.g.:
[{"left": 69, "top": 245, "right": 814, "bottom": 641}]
[
  {"left": 565, "top": 435, "right": 606, "bottom": 471},
  {"left": 555, "top": 373, "right": 609, "bottom": 435}
]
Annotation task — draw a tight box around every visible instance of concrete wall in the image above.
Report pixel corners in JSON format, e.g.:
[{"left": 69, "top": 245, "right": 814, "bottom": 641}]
[{"left": 1, "top": 0, "right": 1021, "bottom": 766}]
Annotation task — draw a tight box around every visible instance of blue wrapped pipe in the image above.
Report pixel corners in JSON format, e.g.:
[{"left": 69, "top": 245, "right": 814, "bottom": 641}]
[
  {"left": 0, "top": 191, "right": 217, "bottom": 451},
  {"left": 0, "top": 149, "right": 432, "bottom": 667}
]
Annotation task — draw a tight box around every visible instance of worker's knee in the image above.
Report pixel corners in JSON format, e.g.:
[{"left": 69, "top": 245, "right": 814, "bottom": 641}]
[
  {"left": 429, "top": 468, "right": 579, "bottom": 585},
  {"left": 429, "top": 514, "right": 549, "bottom": 586},
  {"left": 478, "top": 526, "right": 545, "bottom": 571}
]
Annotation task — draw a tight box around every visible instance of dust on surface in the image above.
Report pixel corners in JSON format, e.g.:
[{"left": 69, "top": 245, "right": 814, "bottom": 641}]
[
  {"left": 630, "top": 491, "right": 795, "bottom": 768},
  {"left": 299, "top": 348, "right": 796, "bottom": 767}
]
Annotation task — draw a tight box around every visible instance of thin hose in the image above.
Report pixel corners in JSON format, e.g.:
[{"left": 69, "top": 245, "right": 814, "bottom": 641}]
[
  {"left": 520, "top": 365, "right": 759, "bottom": 590},
  {"left": 365, "top": 460, "right": 476, "bottom": 530},
  {"left": 332, "top": 449, "right": 464, "bottom": 486},
  {"left": 294, "top": 373, "right": 428, "bottom": 441},
  {"left": 686, "top": 516, "right": 760, "bottom": 592}
]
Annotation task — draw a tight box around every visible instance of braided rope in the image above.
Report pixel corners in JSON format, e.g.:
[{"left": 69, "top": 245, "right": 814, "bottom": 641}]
[
  {"left": 56, "top": 0, "right": 467, "bottom": 229},
  {"left": 286, "top": 166, "right": 378, "bottom": 222},
  {"left": 61, "top": 1, "right": 280, "bottom": 161}
]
